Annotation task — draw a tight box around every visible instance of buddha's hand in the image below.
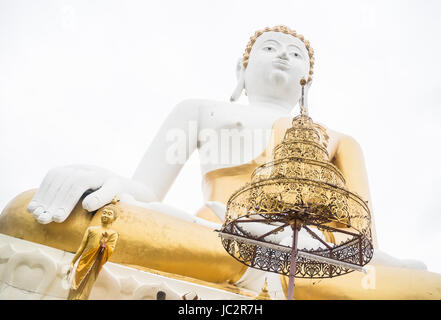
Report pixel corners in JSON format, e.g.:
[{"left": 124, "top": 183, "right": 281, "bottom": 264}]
[
  {"left": 101, "top": 232, "right": 108, "bottom": 247},
  {"left": 27, "top": 164, "right": 157, "bottom": 224}
]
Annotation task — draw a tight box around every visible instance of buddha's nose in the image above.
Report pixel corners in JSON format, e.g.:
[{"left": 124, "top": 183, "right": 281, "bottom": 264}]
[{"left": 278, "top": 50, "right": 289, "bottom": 60}]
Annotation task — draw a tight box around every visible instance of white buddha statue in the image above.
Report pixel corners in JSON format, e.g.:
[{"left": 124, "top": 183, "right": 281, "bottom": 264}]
[{"left": 2, "top": 25, "right": 440, "bottom": 299}]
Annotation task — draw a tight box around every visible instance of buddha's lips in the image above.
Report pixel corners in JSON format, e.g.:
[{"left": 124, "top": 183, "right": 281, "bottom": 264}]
[{"left": 272, "top": 59, "right": 291, "bottom": 69}]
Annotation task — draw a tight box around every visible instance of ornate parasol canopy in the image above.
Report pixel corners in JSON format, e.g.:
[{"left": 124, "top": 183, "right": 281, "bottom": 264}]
[{"left": 219, "top": 111, "right": 374, "bottom": 300}]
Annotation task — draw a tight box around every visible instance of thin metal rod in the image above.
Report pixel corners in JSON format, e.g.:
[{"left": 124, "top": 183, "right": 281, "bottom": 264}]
[
  {"left": 303, "top": 225, "right": 333, "bottom": 249},
  {"left": 296, "top": 251, "right": 366, "bottom": 273},
  {"left": 234, "top": 219, "right": 272, "bottom": 223},
  {"left": 287, "top": 221, "right": 299, "bottom": 300},
  {"left": 256, "top": 223, "right": 289, "bottom": 241},
  {"left": 307, "top": 221, "right": 360, "bottom": 238},
  {"left": 300, "top": 84, "right": 306, "bottom": 116}
]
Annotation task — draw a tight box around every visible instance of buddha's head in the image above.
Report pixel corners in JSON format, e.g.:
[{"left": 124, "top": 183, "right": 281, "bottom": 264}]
[
  {"left": 99, "top": 201, "right": 120, "bottom": 225},
  {"left": 232, "top": 26, "right": 314, "bottom": 108}
]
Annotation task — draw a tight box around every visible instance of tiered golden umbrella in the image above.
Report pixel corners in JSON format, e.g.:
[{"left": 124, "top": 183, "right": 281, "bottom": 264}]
[{"left": 219, "top": 102, "right": 373, "bottom": 300}]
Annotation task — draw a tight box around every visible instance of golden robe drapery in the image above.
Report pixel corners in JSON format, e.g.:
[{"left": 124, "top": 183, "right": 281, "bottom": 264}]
[{"left": 68, "top": 227, "right": 118, "bottom": 300}]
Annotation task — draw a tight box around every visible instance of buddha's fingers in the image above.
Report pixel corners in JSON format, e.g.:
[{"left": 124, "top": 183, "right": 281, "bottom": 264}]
[
  {"left": 49, "top": 169, "right": 100, "bottom": 223},
  {"left": 41, "top": 167, "right": 76, "bottom": 209},
  {"left": 52, "top": 171, "right": 111, "bottom": 223},
  {"left": 36, "top": 168, "right": 80, "bottom": 224},
  {"left": 82, "top": 177, "right": 121, "bottom": 212},
  {"left": 27, "top": 167, "right": 64, "bottom": 217}
]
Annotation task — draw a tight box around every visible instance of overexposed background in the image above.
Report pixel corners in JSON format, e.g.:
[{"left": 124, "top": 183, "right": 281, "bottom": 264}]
[{"left": 1, "top": 0, "right": 441, "bottom": 273}]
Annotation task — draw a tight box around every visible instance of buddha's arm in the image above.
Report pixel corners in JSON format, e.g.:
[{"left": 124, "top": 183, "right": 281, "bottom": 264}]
[
  {"left": 132, "top": 99, "right": 200, "bottom": 201},
  {"left": 70, "top": 227, "right": 90, "bottom": 268},
  {"left": 332, "top": 135, "right": 378, "bottom": 248},
  {"left": 26, "top": 100, "right": 200, "bottom": 224}
]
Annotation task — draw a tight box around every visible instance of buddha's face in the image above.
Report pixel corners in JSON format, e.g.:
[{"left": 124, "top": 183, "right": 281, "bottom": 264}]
[
  {"left": 101, "top": 208, "right": 116, "bottom": 224},
  {"left": 244, "top": 31, "right": 310, "bottom": 106}
]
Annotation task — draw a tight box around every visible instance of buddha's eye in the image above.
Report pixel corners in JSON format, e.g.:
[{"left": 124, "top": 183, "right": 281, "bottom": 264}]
[
  {"left": 263, "top": 46, "right": 275, "bottom": 52},
  {"left": 289, "top": 52, "right": 300, "bottom": 57}
]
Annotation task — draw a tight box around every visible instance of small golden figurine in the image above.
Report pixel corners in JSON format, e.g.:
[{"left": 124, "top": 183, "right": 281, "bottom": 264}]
[
  {"left": 253, "top": 278, "right": 271, "bottom": 300},
  {"left": 66, "top": 197, "right": 120, "bottom": 300}
]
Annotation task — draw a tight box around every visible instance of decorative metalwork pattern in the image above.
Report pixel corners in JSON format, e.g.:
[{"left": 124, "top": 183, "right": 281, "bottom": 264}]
[
  {"left": 220, "top": 226, "right": 373, "bottom": 278},
  {"left": 273, "top": 141, "right": 329, "bottom": 162},
  {"left": 251, "top": 158, "right": 346, "bottom": 187},
  {"left": 220, "top": 114, "right": 373, "bottom": 279}
]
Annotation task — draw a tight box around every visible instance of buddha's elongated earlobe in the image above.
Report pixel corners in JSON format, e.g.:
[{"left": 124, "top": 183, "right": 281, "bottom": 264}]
[
  {"left": 230, "top": 73, "right": 245, "bottom": 102},
  {"left": 230, "top": 59, "right": 245, "bottom": 102}
]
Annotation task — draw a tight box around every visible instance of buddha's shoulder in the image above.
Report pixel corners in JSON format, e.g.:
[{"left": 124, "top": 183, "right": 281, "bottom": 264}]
[
  {"left": 170, "top": 99, "right": 230, "bottom": 119},
  {"left": 175, "top": 98, "right": 252, "bottom": 113},
  {"left": 175, "top": 98, "right": 229, "bottom": 109},
  {"left": 270, "top": 117, "right": 361, "bottom": 142},
  {"left": 314, "top": 122, "right": 364, "bottom": 156},
  {"left": 324, "top": 127, "right": 362, "bottom": 150},
  {"left": 87, "top": 226, "right": 100, "bottom": 233}
]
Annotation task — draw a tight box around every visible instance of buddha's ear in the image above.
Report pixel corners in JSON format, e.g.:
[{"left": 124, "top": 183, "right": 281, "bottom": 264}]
[
  {"left": 235, "top": 58, "right": 244, "bottom": 80},
  {"left": 231, "top": 58, "right": 245, "bottom": 102}
]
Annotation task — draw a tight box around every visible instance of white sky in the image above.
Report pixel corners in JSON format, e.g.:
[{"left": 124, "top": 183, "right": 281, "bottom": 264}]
[{"left": 1, "top": 0, "right": 441, "bottom": 274}]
